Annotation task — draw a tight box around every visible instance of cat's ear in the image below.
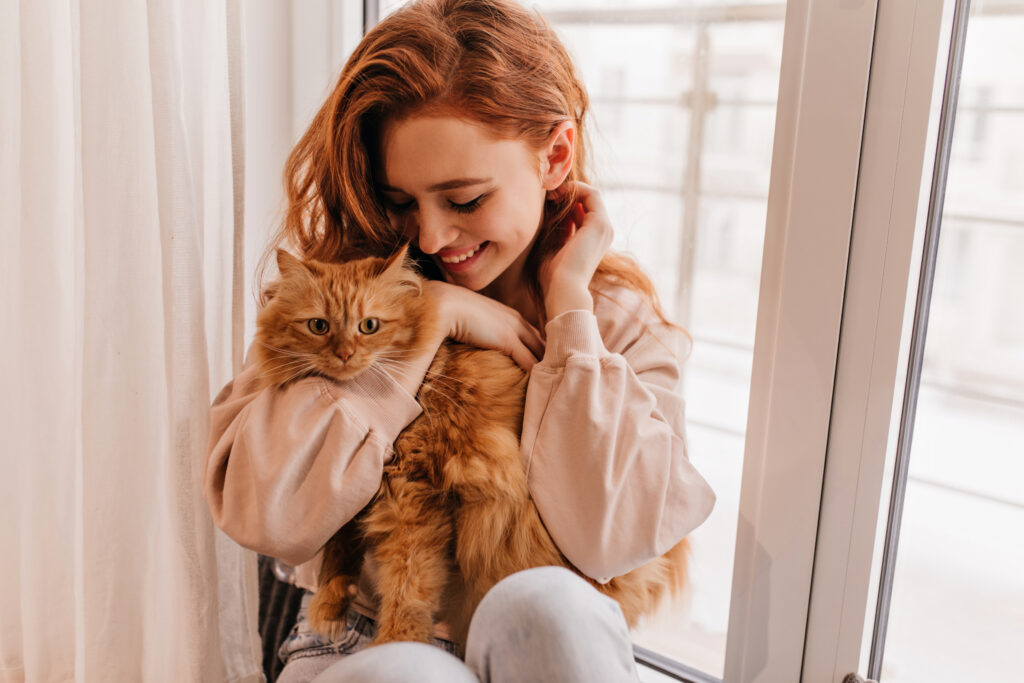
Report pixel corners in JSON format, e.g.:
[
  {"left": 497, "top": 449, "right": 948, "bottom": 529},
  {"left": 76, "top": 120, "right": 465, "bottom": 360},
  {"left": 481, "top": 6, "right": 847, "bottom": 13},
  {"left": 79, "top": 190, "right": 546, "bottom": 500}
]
[
  {"left": 277, "top": 249, "right": 321, "bottom": 280},
  {"left": 380, "top": 243, "right": 411, "bottom": 278},
  {"left": 377, "top": 244, "right": 422, "bottom": 296}
]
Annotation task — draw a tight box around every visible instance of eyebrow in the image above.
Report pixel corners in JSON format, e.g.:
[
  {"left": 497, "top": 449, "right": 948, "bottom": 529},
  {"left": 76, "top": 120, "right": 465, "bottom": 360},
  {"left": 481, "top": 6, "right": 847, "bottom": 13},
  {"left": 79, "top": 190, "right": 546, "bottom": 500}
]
[{"left": 380, "top": 177, "right": 493, "bottom": 193}]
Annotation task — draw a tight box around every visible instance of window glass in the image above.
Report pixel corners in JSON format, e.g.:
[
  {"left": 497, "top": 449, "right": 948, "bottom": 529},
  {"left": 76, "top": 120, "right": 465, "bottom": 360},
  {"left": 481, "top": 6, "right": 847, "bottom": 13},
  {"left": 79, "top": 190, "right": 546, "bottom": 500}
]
[
  {"left": 865, "top": 7, "right": 1024, "bottom": 681},
  {"left": 535, "top": 2, "right": 786, "bottom": 677}
]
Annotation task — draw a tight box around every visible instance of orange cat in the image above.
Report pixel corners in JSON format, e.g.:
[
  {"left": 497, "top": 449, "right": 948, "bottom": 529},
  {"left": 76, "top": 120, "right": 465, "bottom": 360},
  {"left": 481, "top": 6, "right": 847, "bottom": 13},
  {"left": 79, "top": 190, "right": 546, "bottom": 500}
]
[{"left": 252, "top": 247, "right": 689, "bottom": 648}]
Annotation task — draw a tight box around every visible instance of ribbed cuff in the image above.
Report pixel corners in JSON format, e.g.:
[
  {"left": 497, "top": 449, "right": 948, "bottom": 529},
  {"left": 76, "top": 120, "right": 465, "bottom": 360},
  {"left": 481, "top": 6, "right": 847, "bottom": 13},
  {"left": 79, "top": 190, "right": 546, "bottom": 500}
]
[
  {"left": 542, "top": 309, "right": 608, "bottom": 366},
  {"left": 323, "top": 367, "right": 423, "bottom": 441}
]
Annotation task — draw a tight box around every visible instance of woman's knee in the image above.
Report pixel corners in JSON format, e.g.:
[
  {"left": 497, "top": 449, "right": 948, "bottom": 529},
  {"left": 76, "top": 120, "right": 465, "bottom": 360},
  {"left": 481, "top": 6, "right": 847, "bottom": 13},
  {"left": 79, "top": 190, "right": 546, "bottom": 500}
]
[
  {"left": 469, "top": 566, "right": 623, "bottom": 640},
  {"left": 465, "top": 567, "right": 638, "bottom": 682},
  {"left": 311, "top": 642, "right": 477, "bottom": 683}
]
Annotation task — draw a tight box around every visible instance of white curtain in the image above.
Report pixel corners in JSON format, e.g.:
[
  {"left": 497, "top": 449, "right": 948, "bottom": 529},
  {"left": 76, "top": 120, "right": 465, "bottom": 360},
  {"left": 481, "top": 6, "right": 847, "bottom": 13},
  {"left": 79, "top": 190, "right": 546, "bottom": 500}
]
[{"left": 0, "top": 0, "right": 262, "bottom": 681}]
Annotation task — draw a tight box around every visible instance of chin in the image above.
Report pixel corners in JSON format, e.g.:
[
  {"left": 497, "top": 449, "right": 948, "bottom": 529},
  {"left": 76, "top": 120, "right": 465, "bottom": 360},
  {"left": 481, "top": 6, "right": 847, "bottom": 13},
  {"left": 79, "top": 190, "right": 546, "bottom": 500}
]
[{"left": 448, "top": 267, "right": 501, "bottom": 292}]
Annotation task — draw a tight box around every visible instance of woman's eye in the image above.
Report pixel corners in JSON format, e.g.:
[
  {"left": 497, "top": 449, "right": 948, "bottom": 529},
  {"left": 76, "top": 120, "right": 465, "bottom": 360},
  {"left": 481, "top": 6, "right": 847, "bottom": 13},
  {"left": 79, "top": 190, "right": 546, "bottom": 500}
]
[
  {"left": 307, "top": 319, "right": 330, "bottom": 335},
  {"left": 358, "top": 318, "right": 380, "bottom": 334},
  {"left": 449, "top": 194, "right": 486, "bottom": 214},
  {"left": 386, "top": 199, "right": 415, "bottom": 213}
]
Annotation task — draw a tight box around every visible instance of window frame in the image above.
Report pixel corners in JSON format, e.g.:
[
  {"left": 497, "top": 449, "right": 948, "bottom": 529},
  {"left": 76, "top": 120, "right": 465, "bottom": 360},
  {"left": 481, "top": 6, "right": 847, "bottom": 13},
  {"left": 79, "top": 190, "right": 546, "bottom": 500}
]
[
  {"left": 721, "top": 0, "right": 880, "bottom": 680},
  {"left": 801, "top": 1, "right": 956, "bottom": 680}
]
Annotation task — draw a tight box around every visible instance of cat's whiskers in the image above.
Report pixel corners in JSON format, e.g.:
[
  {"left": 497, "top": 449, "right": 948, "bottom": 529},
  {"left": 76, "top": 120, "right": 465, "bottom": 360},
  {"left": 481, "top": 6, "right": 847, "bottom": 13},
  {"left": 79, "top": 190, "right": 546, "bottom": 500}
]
[
  {"left": 372, "top": 356, "right": 474, "bottom": 393},
  {"left": 376, "top": 360, "right": 462, "bottom": 417},
  {"left": 396, "top": 365, "right": 474, "bottom": 390},
  {"left": 258, "top": 357, "right": 315, "bottom": 374},
  {"left": 366, "top": 364, "right": 441, "bottom": 433},
  {"left": 256, "top": 340, "right": 316, "bottom": 359},
  {"left": 260, "top": 357, "right": 318, "bottom": 385}
]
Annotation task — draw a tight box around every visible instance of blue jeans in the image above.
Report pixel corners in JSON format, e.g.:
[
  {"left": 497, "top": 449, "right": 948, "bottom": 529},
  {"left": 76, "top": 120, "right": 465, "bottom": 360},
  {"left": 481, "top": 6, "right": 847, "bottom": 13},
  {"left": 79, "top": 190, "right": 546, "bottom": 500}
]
[{"left": 276, "top": 566, "right": 640, "bottom": 683}]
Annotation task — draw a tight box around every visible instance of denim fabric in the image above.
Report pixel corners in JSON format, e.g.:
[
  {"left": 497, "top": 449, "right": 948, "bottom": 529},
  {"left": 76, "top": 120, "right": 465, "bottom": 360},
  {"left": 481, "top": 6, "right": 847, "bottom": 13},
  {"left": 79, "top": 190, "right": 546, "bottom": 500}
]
[{"left": 277, "top": 593, "right": 458, "bottom": 676}]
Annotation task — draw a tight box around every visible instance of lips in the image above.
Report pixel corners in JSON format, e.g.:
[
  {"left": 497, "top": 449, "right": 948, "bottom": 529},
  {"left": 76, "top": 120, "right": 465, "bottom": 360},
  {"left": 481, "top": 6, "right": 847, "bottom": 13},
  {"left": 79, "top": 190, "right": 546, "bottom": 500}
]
[
  {"left": 439, "top": 242, "right": 485, "bottom": 263},
  {"left": 437, "top": 241, "right": 489, "bottom": 272}
]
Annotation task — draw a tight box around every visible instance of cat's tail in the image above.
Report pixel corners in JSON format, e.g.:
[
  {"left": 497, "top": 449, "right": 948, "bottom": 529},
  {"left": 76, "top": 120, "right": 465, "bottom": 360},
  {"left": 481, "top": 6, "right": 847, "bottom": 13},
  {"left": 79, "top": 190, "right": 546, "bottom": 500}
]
[{"left": 594, "top": 537, "right": 691, "bottom": 627}]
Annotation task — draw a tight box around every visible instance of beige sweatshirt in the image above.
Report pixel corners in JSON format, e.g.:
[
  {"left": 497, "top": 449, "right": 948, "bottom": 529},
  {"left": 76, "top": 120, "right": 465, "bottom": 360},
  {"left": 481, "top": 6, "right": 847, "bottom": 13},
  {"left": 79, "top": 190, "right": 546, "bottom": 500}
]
[{"left": 204, "top": 284, "right": 716, "bottom": 601}]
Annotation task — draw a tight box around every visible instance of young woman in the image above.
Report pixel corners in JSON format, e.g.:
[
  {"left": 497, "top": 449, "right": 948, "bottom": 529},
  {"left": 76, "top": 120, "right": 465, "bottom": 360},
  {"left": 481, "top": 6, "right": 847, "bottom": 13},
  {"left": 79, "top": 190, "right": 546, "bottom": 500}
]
[{"left": 204, "top": 1, "right": 716, "bottom": 681}]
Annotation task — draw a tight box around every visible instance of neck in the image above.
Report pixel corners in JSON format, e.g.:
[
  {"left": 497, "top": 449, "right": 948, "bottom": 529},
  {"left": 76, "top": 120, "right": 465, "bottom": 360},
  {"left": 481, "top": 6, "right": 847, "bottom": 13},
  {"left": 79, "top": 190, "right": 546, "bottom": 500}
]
[{"left": 482, "top": 250, "right": 542, "bottom": 329}]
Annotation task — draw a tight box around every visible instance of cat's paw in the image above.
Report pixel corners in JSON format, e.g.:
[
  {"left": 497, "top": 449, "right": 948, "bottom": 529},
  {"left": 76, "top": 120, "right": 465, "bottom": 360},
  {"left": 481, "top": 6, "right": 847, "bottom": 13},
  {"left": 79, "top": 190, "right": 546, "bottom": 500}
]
[
  {"left": 307, "top": 579, "right": 357, "bottom": 640},
  {"left": 373, "top": 614, "right": 433, "bottom": 646},
  {"left": 309, "top": 613, "right": 350, "bottom": 642}
]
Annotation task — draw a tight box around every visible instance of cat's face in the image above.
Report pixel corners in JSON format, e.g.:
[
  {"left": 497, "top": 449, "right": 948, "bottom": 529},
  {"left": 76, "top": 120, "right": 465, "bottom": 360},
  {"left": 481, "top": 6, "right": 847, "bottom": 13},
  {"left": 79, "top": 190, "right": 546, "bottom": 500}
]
[{"left": 255, "top": 249, "right": 429, "bottom": 385}]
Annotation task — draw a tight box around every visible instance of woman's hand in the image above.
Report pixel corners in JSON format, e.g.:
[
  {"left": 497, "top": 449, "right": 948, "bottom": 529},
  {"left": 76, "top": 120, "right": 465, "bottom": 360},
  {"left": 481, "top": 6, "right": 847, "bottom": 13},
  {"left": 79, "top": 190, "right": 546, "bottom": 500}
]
[
  {"left": 540, "top": 181, "right": 614, "bottom": 319},
  {"left": 425, "top": 280, "right": 545, "bottom": 371}
]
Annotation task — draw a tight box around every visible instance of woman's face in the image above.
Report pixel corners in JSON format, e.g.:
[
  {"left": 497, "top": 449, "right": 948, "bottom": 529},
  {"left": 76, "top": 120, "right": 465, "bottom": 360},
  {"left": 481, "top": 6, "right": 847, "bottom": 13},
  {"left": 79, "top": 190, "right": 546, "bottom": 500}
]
[{"left": 378, "top": 115, "right": 553, "bottom": 294}]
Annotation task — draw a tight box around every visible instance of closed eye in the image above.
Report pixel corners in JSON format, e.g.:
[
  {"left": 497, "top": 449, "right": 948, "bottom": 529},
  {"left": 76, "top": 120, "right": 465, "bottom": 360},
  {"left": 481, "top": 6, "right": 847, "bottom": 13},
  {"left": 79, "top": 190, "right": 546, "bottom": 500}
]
[
  {"left": 384, "top": 193, "right": 490, "bottom": 215},
  {"left": 448, "top": 194, "right": 487, "bottom": 214},
  {"left": 385, "top": 198, "right": 415, "bottom": 213}
]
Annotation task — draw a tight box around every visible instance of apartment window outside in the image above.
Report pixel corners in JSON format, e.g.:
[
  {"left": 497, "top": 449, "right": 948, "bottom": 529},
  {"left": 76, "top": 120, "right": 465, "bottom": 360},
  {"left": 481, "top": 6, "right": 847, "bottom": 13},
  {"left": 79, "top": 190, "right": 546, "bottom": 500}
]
[{"left": 529, "top": 2, "right": 787, "bottom": 678}]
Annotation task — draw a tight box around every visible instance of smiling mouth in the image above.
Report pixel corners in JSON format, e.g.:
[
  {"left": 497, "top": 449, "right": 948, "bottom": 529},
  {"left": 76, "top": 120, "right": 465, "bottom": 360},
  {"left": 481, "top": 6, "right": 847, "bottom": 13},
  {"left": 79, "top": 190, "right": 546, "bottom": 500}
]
[{"left": 439, "top": 242, "right": 487, "bottom": 264}]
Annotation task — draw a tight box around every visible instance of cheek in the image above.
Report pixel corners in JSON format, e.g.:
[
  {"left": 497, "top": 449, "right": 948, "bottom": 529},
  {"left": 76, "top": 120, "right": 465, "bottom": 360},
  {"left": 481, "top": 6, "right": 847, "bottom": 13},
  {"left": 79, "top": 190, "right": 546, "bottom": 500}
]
[
  {"left": 492, "top": 199, "right": 543, "bottom": 246},
  {"left": 477, "top": 198, "right": 533, "bottom": 242}
]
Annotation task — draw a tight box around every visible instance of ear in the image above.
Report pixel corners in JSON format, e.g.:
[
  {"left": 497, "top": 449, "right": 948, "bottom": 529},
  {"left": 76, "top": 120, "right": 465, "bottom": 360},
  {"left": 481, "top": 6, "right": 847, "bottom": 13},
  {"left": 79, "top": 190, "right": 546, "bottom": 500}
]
[
  {"left": 539, "top": 120, "right": 575, "bottom": 191},
  {"left": 377, "top": 243, "right": 422, "bottom": 296},
  {"left": 276, "top": 249, "right": 308, "bottom": 278},
  {"left": 380, "top": 243, "right": 411, "bottom": 278}
]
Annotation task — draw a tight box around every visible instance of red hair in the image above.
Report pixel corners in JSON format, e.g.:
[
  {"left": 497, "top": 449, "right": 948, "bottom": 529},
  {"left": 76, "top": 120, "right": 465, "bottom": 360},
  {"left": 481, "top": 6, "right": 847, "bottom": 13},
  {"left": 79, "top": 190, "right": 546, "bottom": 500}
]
[{"left": 259, "top": 0, "right": 675, "bottom": 328}]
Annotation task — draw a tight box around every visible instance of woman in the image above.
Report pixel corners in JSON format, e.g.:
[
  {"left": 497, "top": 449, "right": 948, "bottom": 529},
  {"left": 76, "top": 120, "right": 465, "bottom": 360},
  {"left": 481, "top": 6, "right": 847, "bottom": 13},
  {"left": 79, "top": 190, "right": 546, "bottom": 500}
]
[{"left": 204, "top": 1, "right": 716, "bottom": 680}]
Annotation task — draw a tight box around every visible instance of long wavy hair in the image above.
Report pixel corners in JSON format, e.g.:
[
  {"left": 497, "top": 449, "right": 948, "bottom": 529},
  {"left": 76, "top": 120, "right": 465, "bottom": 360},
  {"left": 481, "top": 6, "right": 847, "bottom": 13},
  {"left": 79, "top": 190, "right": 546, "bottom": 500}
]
[{"left": 258, "top": 0, "right": 675, "bottom": 328}]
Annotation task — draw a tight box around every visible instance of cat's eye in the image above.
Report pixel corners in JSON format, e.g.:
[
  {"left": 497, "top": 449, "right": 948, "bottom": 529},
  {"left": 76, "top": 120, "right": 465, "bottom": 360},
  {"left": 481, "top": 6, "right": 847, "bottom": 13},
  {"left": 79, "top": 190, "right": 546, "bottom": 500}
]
[
  {"left": 358, "top": 318, "right": 380, "bottom": 335},
  {"left": 307, "top": 319, "right": 330, "bottom": 335}
]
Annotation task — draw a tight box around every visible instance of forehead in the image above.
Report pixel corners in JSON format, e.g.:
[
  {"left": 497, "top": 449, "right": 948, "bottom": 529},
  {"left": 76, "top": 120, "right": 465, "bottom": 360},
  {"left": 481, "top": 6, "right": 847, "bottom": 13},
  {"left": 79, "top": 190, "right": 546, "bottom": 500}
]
[{"left": 380, "top": 115, "right": 535, "bottom": 191}]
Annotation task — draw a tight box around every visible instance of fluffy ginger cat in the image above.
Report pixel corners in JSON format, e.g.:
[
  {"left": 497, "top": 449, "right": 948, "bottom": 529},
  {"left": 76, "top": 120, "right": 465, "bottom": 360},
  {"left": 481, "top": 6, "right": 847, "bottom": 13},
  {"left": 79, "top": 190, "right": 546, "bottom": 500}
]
[{"left": 252, "top": 247, "right": 689, "bottom": 648}]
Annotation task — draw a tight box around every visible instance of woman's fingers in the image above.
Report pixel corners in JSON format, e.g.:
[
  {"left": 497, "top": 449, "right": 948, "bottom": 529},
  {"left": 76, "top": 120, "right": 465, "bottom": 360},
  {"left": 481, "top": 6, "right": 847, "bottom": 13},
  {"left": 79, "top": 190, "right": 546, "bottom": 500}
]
[
  {"left": 516, "top": 316, "right": 546, "bottom": 359},
  {"left": 509, "top": 340, "right": 538, "bottom": 372},
  {"left": 429, "top": 281, "right": 545, "bottom": 369},
  {"left": 551, "top": 179, "right": 607, "bottom": 215},
  {"left": 496, "top": 312, "right": 542, "bottom": 371}
]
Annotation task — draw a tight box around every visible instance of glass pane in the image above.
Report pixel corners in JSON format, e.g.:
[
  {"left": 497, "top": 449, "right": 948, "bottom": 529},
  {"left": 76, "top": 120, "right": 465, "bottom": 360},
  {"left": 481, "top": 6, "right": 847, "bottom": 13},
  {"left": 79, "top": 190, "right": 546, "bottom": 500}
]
[
  {"left": 866, "top": 4, "right": 1024, "bottom": 681},
  {"left": 537, "top": 1, "right": 786, "bottom": 678}
]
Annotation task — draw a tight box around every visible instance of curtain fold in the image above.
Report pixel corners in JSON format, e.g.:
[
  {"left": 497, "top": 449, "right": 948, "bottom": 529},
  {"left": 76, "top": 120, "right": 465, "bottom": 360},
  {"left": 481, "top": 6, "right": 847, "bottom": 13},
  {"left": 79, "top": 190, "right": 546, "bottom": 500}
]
[{"left": 1, "top": 1, "right": 261, "bottom": 681}]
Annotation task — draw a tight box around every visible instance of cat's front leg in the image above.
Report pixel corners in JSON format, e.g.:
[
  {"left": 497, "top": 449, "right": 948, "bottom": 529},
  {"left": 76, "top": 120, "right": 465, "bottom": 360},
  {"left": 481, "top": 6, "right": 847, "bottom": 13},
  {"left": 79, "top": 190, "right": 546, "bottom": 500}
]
[
  {"left": 363, "top": 473, "right": 453, "bottom": 645},
  {"left": 447, "top": 442, "right": 566, "bottom": 608},
  {"left": 308, "top": 516, "right": 366, "bottom": 641}
]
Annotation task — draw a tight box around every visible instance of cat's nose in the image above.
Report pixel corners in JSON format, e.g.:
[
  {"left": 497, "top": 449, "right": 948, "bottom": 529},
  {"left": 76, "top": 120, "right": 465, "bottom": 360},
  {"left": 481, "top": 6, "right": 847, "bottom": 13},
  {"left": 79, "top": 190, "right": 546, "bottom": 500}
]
[{"left": 336, "top": 349, "right": 353, "bottom": 362}]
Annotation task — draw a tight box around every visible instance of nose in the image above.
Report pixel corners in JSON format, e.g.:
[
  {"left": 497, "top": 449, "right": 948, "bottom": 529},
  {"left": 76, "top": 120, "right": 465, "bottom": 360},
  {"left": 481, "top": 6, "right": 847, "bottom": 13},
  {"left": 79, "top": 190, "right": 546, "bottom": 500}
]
[
  {"left": 416, "top": 208, "right": 461, "bottom": 255},
  {"left": 336, "top": 348, "right": 353, "bottom": 362}
]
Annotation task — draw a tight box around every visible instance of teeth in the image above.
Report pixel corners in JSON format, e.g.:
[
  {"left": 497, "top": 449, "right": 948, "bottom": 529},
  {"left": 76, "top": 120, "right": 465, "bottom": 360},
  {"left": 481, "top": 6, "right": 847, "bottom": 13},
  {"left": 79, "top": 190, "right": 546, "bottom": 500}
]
[{"left": 440, "top": 243, "right": 483, "bottom": 264}]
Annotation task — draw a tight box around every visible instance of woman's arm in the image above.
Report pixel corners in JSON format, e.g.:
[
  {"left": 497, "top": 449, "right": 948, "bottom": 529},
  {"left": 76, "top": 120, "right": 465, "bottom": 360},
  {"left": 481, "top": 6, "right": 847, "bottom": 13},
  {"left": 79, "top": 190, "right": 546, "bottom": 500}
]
[
  {"left": 204, "top": 343, "right": 426, "bottom": 566},
  {"left": 520, "top": 287, "right": 716, "bottom": 582}
]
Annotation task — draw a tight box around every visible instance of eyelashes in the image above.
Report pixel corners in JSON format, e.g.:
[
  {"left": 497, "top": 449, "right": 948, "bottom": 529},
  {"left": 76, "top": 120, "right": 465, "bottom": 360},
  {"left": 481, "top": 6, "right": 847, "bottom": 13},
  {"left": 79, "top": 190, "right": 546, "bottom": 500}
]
[
  {"left": 449, "top": 195, "right": 485, "bottom": 214},
  {"left": 385, "top": 192, "right": 491, "bottom": 216}
]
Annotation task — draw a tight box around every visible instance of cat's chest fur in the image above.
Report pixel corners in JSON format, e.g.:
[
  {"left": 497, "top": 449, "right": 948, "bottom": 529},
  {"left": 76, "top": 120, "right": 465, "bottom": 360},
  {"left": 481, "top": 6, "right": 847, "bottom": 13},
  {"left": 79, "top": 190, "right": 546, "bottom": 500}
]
[{"left": 383, "top": 342, "right": 528, "bottom": 497}]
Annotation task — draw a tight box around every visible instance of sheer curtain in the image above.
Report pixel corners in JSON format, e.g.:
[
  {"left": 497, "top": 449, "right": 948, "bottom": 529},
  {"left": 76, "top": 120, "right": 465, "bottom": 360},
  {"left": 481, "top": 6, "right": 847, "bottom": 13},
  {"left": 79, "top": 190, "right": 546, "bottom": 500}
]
[{"left": 0, "top": 1, "right": 261, "bottom": 681}]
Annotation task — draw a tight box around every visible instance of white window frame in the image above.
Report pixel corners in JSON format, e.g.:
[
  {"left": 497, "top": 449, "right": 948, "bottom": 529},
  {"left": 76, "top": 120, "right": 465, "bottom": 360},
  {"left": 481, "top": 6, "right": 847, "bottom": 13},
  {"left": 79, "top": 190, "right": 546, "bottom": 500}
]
[
  {"left": 801, "top": 1, "right": 957, "bottom": 680},
  {"left": 723, "top": 0, "right": 879, "bottom": 680}
]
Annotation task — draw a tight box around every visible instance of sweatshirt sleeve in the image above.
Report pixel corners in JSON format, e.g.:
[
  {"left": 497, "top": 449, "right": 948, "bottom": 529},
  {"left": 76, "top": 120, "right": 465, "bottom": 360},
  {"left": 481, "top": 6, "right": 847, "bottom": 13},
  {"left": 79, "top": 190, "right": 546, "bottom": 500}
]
[
  {"left": 203, "top": 343, "right": 423, "bottom": 567},
  {"left": 520, "top": 287, "right": 716, "bottom": 582}
]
